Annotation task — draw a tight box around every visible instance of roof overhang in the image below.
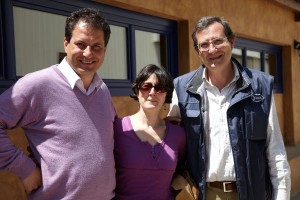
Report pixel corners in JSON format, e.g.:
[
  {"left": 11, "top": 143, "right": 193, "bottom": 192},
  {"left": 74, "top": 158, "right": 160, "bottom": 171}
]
[{"left": 273, "top": 0, "right": 300, "bottom": 21}]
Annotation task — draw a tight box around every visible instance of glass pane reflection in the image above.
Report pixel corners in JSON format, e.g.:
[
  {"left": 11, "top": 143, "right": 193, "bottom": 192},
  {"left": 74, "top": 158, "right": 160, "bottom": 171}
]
[
  {"left": 246, "top": 50, "right": 261, "bottom": 70},
  {"left": 264, "top": 53, "right": 278, "bottom": 85},
  {"left": 135, "top": 30, "right": 167, "bottom": 75},
  {"left": 99, "top": 25, "right": 127, "bottom": 79},
  {"left": 13, "top": 7, "right": 65, "bottom": 76},
  {"left": 232, "top": 48, "right": 243, "bottom": 64}
]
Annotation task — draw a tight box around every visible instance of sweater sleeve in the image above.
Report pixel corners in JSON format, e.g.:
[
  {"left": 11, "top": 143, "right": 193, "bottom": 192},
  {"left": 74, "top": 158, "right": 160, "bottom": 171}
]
[{"left": 0, "top": 82, "right": 37, "bottom": 180}]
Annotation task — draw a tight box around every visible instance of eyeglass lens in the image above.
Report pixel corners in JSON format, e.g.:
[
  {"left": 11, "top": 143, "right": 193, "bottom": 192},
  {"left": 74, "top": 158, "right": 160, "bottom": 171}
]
[
  {"left": 198, "top": 37, "right": 227, "bottom": 51},
  {"left": 139, "top": 83, "right": 166, "bottom": 93}
]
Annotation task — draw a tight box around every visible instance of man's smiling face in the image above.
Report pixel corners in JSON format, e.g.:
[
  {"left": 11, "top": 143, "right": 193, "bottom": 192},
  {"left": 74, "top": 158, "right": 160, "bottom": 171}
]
[
  {"left": 64, "top": 20, "right": 107, "bottom": 79},
  {"left": 196, "top": 22, "right": 235, "bottom": 70}
]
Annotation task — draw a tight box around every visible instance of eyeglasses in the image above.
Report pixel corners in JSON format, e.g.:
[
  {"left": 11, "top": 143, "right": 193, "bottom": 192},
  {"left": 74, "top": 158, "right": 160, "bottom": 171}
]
[
  {"left": 138, "top": 83, "right": 166, "bottom": 93},
  {"left": 197, "top": 37, "right": 228, "bottom": 52}
]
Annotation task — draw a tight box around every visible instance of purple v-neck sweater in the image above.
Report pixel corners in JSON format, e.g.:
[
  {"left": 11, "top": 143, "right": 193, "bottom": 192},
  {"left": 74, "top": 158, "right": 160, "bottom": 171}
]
[{"left": 0, "top": 65, "right": 116, "bottom": 200}]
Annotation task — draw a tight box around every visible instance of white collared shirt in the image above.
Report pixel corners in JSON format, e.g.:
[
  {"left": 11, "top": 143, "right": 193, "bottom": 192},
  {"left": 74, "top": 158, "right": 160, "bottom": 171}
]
[
  {"left": 57, "top": 58, "right": 102, "bottom": 95},
  {"left": 168, "top": 64, "right": 291, "bottom": 199},
  {"left": 202, "top": 65, "right": 239, "bottom": 183}
]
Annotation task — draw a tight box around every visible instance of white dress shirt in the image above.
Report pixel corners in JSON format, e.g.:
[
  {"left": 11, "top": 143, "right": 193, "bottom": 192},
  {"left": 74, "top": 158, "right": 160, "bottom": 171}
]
[
  {"left": 57, "top": 58, "right": 102, "bottom": 95},
  {"left": 168, "top": 65, "right": 291, "bottom": 200}
]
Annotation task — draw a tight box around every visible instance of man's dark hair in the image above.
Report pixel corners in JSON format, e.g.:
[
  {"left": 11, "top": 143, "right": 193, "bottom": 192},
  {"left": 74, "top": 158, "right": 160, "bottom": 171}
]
[
  {"left": 192, "top": 16, "right": 236, "bottom": 50},
  {"left": 65, "top": 8, "right": 111, "bottom": 46}
]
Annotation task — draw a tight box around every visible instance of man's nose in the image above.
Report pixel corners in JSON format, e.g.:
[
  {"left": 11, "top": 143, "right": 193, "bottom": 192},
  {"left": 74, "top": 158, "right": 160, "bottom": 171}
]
[
  {"left": 207, "top": 43, "right": 217, "bottom": 53},
  {"left": 83, "top": 46, "right": 92, "bottom": 57}
]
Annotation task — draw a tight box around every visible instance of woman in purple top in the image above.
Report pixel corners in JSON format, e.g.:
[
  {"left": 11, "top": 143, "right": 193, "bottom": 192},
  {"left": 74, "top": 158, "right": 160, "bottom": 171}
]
[{"left": 114, "top": 64, "right": 186, "bottom": 200}]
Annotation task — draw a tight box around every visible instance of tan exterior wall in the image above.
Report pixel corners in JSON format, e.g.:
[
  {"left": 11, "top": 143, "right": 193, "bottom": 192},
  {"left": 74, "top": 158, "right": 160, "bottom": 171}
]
[
  {"left": 101, "top": 1, "right": 300, "bottom": 195},
  {"left": 95, "top": 0, "right": 300, "bottom": 145},
  {"left": 2, "top": 0, "right": 300, "bottom": 198}
]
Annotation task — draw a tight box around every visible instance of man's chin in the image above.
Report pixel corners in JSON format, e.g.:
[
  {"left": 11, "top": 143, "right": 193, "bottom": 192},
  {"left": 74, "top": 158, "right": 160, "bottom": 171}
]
[{"left": 207, "top": 63, "right": 218, "bottom": 68}]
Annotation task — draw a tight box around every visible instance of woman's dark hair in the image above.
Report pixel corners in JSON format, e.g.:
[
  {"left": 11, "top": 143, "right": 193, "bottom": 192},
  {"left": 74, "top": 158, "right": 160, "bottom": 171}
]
[
  {"left": 65, "top": 8, "right": 111, "bottom": 46},
  {"left": 191, "top": 16, "right": 236, "bottom": 50},
  {"left": 131, "top": 64, "right": 174, "bottom": 104}
]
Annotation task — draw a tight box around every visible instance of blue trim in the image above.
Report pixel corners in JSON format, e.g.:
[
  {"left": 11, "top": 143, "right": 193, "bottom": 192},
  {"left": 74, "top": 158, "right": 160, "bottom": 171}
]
[
  {"left": 12, "top": 0, "right": 83, "bottom": 15},
  {"left": 242, "top": 48, "right": 247, "bottom": 67},
  {"left": 235, "top": 37, "right": 281, "bottom": 53},
  {"left": 0, "top": 80, "right": 16, "bottom": 93},
  {"left": 129, "top": 26, "right": 136, "bottom": 83},
  {"left": 276, "top": 51, "right": 283, "bottom": 93},
  {"left": 0, "top": 0, "right": 178, "bottom": 96},
  {"left": 3, "top": 0, "right": 16, "bottom": 80},
  {"left": 261, "top": 52, "right": 265, "bottom": 72},
  {"left": 235, "top": 37, "right": 283, "bottom": 93},
  {"left": 0, "top": 0, "right": 3, "bottom": 79}
]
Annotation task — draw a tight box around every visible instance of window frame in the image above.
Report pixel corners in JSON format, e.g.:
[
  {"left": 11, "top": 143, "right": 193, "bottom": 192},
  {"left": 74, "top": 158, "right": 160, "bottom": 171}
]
[
  {"left": 0, "top": 0, "right": 4, "bottom": 80},
  {"left": 0, "top": 0, "right": 178, "bottom": 95},
  {"left": 234, "top": 37, "right": 283, "bottom": 93}
]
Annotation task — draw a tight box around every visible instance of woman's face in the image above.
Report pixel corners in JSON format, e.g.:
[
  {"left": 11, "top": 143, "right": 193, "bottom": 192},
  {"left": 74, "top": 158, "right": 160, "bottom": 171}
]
[{"left": 137, "top": 74, "right": 167, "bottom": 112}]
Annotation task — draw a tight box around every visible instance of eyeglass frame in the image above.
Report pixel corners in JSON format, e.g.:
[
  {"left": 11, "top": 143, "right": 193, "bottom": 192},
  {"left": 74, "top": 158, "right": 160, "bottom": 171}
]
[
  {"left": 197, "top": 37, "right": 228, "bottom": 52},
  {"left": 138, "top": 82, "right": 166, "bottom": 94}
]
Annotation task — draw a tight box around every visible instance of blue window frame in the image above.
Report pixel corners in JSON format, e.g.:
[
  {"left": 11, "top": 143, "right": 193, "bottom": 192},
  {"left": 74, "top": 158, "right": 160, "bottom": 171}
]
[
  {"left": 0, "top": 0, "right": 178, "bottom": 95},
  {"left": 0, "top": 1, "right": 3, "bottom": 80},
  {"left": 233, "top": 37, "right": 283, "bottom": 93}
]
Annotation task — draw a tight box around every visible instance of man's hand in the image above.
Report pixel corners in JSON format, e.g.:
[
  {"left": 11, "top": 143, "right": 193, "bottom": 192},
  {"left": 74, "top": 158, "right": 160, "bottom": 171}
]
[{"left": 22, "top": 167, "right": 42, "bottom": 195}]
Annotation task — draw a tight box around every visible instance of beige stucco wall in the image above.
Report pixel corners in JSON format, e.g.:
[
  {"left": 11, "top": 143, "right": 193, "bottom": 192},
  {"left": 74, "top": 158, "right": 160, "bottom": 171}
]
[
  {"left": 95, "top": 0, "right": 300, "bottom": 144},
  {"left": 105, "top": 4, "right": 300, "bottom": 196},
  {"left": 2, "top": 0, "right": 300, "bottom": 198}
]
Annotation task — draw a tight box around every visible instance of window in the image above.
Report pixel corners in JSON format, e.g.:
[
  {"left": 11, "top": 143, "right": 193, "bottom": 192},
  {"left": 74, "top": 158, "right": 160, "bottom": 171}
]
[
  {"left": 13, "top": 6, "right": 66, "bottom": 76},
  {"left": 233, "top": 37, "right": 283, "bottom": 93},
  {"left": 0, "top": 0, "right": 178, "bottom": 95}
]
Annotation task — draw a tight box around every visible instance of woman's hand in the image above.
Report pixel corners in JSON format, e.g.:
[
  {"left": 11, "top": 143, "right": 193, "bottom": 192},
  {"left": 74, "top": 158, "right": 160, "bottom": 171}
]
[{"left": 22, "top": 167, "right": 42, "bottom": 195}]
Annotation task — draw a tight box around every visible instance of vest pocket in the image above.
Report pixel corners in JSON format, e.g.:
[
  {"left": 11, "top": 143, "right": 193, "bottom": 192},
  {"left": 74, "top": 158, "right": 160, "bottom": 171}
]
[
  {"left": 183, "top": 109, "right": 201, "bottom": 139},
  {"left": 245, "top": 106, "right": 268, "bottom": 140}
]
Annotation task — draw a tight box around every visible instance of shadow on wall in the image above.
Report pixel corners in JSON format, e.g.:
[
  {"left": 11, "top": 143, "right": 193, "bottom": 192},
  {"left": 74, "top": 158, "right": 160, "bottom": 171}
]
[{"left": 0, "top": 128, "right": 28, "bottom": 200}]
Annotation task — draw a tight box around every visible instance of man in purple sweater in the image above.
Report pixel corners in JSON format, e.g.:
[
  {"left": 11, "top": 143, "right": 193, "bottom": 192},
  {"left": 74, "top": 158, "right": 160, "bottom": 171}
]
[{"left": 0, "top": 8, "right": 116, "bottom": 199}]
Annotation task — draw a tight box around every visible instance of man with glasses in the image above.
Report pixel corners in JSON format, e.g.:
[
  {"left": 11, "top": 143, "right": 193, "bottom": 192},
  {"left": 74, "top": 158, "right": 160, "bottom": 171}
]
[{"left": 168, "top": 16, "right": 291, "bottom": 200}]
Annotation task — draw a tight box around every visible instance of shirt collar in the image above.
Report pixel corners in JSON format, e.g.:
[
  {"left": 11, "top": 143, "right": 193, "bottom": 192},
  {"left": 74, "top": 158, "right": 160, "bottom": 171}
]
[
  {"left": 57, "top": 58, "right": 80, "bottom": 89},
  {"left": 57, "top": 58, "right": 103, "bottom": 94}
]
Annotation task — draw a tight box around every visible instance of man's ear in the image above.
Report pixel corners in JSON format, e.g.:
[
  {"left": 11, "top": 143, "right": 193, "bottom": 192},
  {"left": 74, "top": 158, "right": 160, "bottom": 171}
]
[
  {"left": 195, "top": 48, "right": 200, "bottom": 55},
  {"left": 63, "top": 37, "right": 69, "bottom": 53},
  {"left": 230, "top": 37, "right": 236, "bottom": 49},
  {"left": 63, "top": 37, "right": 68, "bottom": 48}
]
